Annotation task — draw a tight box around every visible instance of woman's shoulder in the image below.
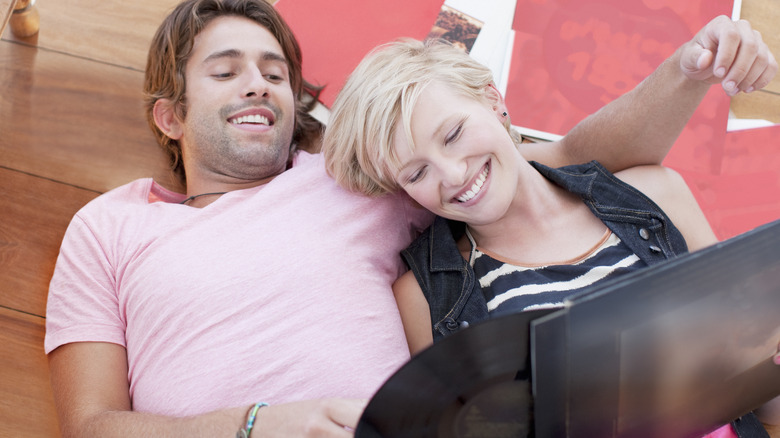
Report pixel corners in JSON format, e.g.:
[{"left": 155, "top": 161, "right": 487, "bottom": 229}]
[{"left": 404, "top": 217, "right": 463, "bottom": 256}]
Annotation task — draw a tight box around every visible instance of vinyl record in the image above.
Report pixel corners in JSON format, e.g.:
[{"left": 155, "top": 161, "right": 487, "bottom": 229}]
[{"left": 356, "top": 308, "right": 555, "bottom": 438}]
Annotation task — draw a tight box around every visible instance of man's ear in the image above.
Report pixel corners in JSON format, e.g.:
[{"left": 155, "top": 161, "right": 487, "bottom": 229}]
[
  {"left": 153, "top": 98, "right": 184, "bottom": 140},
  {"left": 484, "top": 84, "right": 508, "bottom": 118}
]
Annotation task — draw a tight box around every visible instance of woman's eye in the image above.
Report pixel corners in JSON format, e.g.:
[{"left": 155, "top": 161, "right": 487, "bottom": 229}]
[
  {"left": 446, "top": 123, "right": 463, "bottom": 144},
  {"left": 213, "top": 72, "right": 234, "bottom": 79},
  {"left": 409, "top": 167, "right": 427, "bottom": 184}
]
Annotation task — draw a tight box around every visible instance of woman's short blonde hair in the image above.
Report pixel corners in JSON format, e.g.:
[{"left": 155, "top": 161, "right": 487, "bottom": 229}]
[{"left": 323, "top": 39, "right": 516, "bottom": 197}]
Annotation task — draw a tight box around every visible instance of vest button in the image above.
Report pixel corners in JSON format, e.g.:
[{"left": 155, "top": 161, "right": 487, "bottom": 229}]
[
  {"left": 649, "top": 245, "right": 662, "bottom": 253},
  {"left": 459, "top": 320, "right": 470, "bottom": 329},
  {"left": 639, "top": 228, "right": 651, "bottom": 240}
]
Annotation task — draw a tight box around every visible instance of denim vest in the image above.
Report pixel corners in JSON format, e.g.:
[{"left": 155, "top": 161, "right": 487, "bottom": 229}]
[{"left": 401, "top": 161, "right": 689, "bottom": 342}]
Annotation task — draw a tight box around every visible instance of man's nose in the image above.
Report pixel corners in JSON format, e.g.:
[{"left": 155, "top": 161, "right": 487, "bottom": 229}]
[{"left": 243, "top": 65, "right": 269, "bottom": 98}]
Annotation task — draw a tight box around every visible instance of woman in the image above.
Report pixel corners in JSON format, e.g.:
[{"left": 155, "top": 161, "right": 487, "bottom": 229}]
[{"left": 324, "top": 38, "right": 715, "bottom": 352}]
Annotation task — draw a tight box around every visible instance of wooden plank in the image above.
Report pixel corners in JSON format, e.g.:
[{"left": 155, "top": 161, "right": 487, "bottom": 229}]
[
  {"left": 2, "top": 0, "right": 181, "bottom": 70},
  {"left": 0, "top": 168, "right": 99, "bottom": 318},
  {"left": 2, "top": 0, "right": 278, "bottom": 69},
  {"left": 0, "top": 39, "right": 181, "bottom": 194},
  {"left": 0, "top": 0, "right": 13, "bottom": 38},
  {"left": 731, "top": 89, "right": 780, "bottom": 124},
  {"left": 740, "top": 0, "right": 780, "bottom": 95},
  {"left": 729, "top": 0, "right": 780, "bottom": 123},
  {"left": 0, "top": 307, "right": 60, "bottom": 438}
]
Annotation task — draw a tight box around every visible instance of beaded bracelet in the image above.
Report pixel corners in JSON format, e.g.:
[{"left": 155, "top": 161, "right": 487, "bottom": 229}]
[{"left": 236, "top": 402, "right": 269, "bottom": 438}]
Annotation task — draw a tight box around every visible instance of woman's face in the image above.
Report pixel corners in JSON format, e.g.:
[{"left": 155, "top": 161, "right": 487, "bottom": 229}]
[{"left": 391, "top": 81, "right": 524, "bottom": 225}]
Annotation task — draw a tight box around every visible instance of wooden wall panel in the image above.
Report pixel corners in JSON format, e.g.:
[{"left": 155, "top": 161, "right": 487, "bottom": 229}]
[
  {"left": 731, "top": 86, "right": 780, "bottom": 123},
  {"left": 730, "top": 0, "right": 780, "bottom": 123},
  {"left": 2, "top": 0, "right": 180, "bottom": 70},
  {"left": 0, "top": 0, "right": 13, "bottom": 37},
  {"left": 0, "top": 40, "right": 180, "bottom": 194},
  {"left": 0, "top": 308, "right": 59, "bottom": 437},
  {"left": 739, "top": 0, "right": 780, "bottom": 94},
  {"left": 0, "top": 168, "right": 99, "bottom": 317}
]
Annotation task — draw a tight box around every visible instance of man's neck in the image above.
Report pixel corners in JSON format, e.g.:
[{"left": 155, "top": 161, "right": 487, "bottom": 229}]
[{"left": 182, "top": 171, "right": 283, "bottom": 207}]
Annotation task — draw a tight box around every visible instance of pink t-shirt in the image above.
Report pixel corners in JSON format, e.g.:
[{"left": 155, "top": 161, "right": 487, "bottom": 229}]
[{"left": 45, "top": 152, "right": 432, "bottom": 416}]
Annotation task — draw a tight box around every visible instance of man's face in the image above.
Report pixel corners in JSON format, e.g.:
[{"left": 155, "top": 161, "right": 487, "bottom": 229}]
[{"left": 173, "top": 15, "right": 297, "bottom": 186}]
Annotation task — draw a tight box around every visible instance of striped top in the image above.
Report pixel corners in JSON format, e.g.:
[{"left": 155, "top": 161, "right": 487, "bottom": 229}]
[{"left": 467, "top": 229, "right": 647, "bottom": 316}]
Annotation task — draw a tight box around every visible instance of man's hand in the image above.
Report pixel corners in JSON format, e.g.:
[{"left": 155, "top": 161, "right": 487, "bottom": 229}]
[
  {"left": 250, "top": 398, "right": 368, "bottom": 437},
  {"left": 680, "top": 15, "right": 778, "bottom": 96}
]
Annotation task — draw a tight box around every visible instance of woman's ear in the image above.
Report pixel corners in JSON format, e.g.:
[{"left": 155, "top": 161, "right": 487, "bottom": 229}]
[
  {"left": 153, "top": 98, "right": 184, "bottom": 140},
  {"left": 485, "top": 84, "right": 508, "bottom": 119}
]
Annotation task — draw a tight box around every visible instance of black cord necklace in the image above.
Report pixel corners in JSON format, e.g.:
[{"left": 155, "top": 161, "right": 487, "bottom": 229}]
[{"left": 179, "top": 191, "right": 228, "bottom": 205}]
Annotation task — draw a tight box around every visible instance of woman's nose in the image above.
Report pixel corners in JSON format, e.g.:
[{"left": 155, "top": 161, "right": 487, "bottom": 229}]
[{"left": 440, "top": 159, "right": 468, "bottom": 188}]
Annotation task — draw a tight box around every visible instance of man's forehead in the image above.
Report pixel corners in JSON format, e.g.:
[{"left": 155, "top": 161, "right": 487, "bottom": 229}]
[{"left": 191, "top": 15, "right": 285, "bottom": 63}]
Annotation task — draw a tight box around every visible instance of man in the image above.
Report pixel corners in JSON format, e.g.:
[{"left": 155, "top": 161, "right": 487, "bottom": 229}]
[{"left": 44, "top": 0, "right": 777, "bottom": 436}]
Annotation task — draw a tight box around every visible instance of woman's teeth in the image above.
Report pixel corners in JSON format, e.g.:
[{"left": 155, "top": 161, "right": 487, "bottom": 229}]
[{"left": 457, "top": 165, "right": 489, "bottom": 203}]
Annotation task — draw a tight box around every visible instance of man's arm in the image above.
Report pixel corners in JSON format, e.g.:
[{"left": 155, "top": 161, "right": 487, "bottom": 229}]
[
  {"left": 520, "top": 16, "right": 778, "bottom": 171},
  {"left": 613, "top": 165, "right": 717, "bottom": 252},
  {"left": 49, "top": 342, "right": 364, "bottom": 438},
  {"left": 49, "top": 342, "right": 247, "bottom": 437}
]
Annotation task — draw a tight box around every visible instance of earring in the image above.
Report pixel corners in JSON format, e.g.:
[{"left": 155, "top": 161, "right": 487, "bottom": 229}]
[{"left": 502, "top": 111, "right": 508, "bottom": 117}]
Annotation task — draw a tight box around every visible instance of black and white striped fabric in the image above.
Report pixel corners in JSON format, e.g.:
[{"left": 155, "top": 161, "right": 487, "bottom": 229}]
[{"left": 469, "top": 230, "right": 648, "bottom": 316}]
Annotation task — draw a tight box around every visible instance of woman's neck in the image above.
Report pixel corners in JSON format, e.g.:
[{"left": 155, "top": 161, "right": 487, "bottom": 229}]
[{"left": 464, "top": 173, "right": 605, "bottom": 265}]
